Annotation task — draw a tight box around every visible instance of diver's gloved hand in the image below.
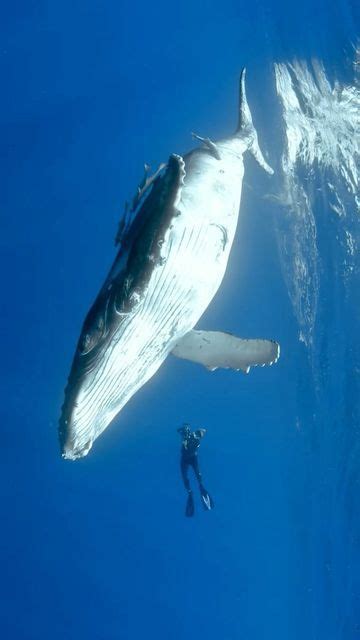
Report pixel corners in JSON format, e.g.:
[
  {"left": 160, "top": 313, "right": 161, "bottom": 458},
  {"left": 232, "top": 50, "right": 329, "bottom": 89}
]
[{"left": 185, "top": 491, "right": 195, "bottom": 517}]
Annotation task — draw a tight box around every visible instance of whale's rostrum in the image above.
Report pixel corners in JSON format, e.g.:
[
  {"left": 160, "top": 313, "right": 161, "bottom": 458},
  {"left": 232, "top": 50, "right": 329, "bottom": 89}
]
[{"left": 59, "top": 69, "right": 279, "bottom": 460}]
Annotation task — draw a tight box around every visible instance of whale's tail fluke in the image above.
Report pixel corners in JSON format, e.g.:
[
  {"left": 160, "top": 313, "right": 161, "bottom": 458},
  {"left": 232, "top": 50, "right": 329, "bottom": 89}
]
[{"left": 236, "top": 68, "right": 274, "bottom": 175}]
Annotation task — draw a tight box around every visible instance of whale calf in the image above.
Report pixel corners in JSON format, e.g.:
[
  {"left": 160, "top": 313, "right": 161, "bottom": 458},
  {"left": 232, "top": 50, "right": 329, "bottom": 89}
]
[{"left": 60, "top": 69, "right": 279, "bottom": 460}]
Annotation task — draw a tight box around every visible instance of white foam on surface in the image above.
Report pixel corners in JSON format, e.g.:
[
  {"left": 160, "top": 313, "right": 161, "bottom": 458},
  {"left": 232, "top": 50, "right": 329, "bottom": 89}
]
[{"left": 274, "top": 57, "right": 360, "bottom": 346}]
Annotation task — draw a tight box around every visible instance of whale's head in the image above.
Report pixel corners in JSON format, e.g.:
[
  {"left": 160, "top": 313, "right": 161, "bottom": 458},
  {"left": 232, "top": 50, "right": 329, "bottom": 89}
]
[
  {"left": 59, "top": 368, "right": 108, "bottom": 461},
  {"left": 59, "top": 296, "right": 123, "bottom": 460},
  {"left": 59, "top": 283, "right": 164, "bottom": 460}
]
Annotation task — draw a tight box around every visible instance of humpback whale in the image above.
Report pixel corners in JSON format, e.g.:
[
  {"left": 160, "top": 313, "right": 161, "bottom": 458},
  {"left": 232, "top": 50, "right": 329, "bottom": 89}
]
[{"left": 60, "top": 69, "right": 279, "bottom": 460}]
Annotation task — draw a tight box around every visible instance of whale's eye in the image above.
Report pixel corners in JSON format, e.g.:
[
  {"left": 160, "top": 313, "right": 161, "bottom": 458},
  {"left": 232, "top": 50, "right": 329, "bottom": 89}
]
[
  {"left": 83, "top": 334, "right": 91, "bottom": 350},
  {"left": 79, "top": 317, "right": 105, "bottom": 355}
]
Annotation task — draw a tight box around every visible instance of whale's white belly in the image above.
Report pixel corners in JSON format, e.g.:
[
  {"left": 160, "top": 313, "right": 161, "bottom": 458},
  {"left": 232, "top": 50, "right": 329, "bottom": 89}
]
[
  {"left": 80, "top": 158, "right": 244, "bottom": 444},
  {"left": 134, "top": 154, "right": 244, "bottom": 346}
]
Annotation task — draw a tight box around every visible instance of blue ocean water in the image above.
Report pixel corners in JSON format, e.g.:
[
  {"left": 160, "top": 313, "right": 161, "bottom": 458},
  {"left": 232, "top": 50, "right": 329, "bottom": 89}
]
[{"left": 1, "top": 1, "right": 359, "bottom": 639}]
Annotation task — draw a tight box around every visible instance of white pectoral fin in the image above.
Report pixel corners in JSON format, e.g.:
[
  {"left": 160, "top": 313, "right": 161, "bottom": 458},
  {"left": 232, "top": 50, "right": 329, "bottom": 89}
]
[{"left": 172, "top": 330, "right": 280, "bottom": 374}]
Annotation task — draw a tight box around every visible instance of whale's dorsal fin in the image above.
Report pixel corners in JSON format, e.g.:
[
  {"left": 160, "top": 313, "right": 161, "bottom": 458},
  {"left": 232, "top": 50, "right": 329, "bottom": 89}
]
[
  {"left": 172, "top": 330, "right": 280, "bottom": 373},
  {"left": 235, "top": 68, "right": 274, "bottom": 175}
]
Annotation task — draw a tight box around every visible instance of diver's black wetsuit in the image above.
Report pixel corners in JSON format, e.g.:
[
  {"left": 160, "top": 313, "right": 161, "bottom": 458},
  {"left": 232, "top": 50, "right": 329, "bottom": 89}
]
[
  {"left": 177, "top": 425, "right": 213, "bottom": 516},
  {"left": 178, "top": 427, "right": 206, "bottom": 491}
]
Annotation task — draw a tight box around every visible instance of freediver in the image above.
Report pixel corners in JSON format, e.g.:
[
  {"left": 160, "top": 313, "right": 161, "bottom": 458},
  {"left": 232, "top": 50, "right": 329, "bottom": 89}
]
[{"left": 177, "top": 424, "right": 214, "bottom": 517}]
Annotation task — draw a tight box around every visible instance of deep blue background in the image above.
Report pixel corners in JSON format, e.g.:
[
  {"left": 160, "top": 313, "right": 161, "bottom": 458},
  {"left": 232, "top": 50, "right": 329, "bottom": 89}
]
[{"left": 1, "top": 1, "right": 359, "bottom": 638}]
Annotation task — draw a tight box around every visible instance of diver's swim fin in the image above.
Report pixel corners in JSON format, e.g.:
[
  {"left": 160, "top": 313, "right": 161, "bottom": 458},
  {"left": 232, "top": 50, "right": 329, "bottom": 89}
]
[
  {"left": 199, "top": 484, "right": 214, "bottom": 511},
  {"left": 185, "top": 491, "right": 195, "bottom": 517}
]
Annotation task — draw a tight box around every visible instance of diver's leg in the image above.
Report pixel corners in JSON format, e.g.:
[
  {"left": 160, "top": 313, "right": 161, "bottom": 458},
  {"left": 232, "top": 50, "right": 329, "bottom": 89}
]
[
  {"left": 181, "top": 457, "right": 194, "bottom": 517},
  {"left": 180, "top": 457, "right": 191, "bottom": 492},
  {"left": 191, "top": 455, "right": 203, "bottom": 485},
  {"left": 191, "top": 456, "right": 214, "bottom": 511}
]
